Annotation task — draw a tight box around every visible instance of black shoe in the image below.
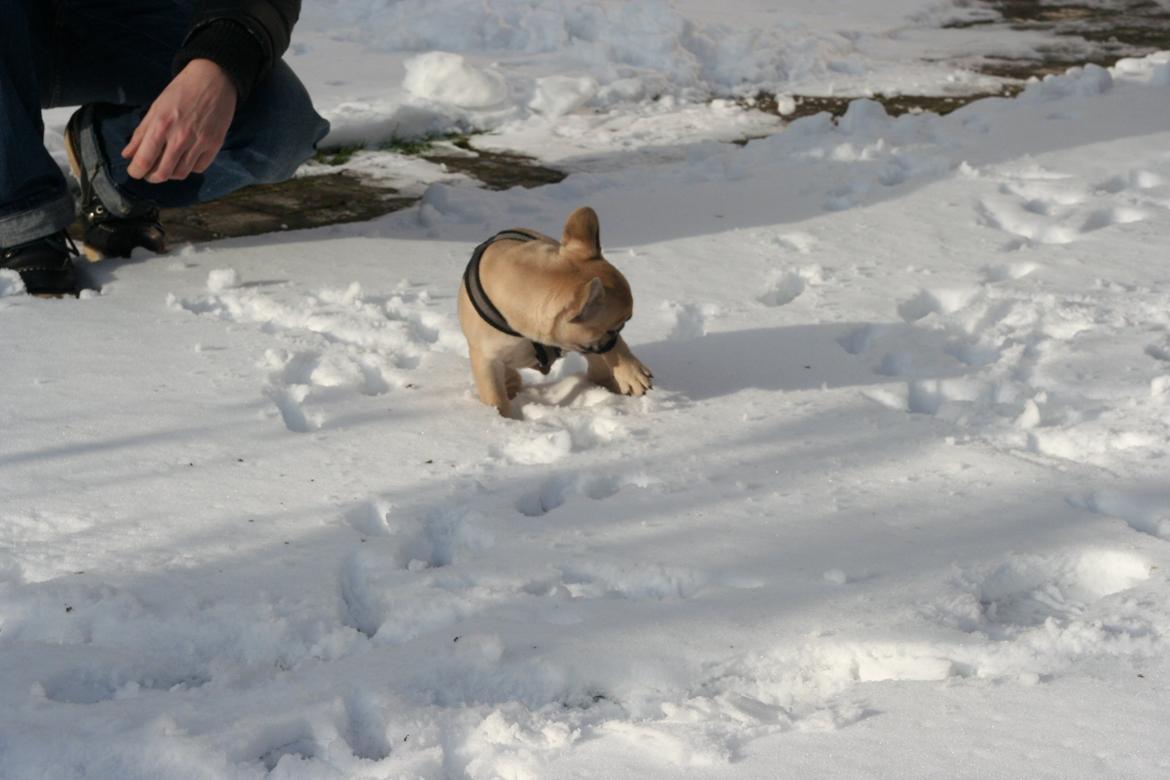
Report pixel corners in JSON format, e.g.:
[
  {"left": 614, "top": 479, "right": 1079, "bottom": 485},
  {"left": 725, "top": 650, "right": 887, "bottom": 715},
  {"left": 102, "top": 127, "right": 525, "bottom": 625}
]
[
  {"left": 65, "top": 107, "right": 167, "bottom": 260},
  {"left": 1, "top": 232, "right": 80, "bottom": 297}
]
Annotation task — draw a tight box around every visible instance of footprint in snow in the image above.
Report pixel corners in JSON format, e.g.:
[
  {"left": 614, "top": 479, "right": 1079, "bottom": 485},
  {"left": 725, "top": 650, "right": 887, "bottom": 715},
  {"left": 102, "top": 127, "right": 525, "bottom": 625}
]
[
  {"left": 1080, "top": 206, "right": 1147, "bottom": 233},
  {"left": 557, "top": 560, "right": 708, "bottom": 601},
  {"left": 259, "top": 347, "right": 398, "bottom": 433},
  {"left": 943, "top": 339, "right": 1002, "bottom": 368},
  {"left": 977, "top": 172, "right": 1150, "bottom": 247},
  {"left": 338, "top": 507, "right": 493, "bottom": 640},
  {"left": 345, "top": 499, "right": 393, "bottom": 538},
  {"left": 928, "top": 549, "right": 1150, "bottom": 637},
  {"left": 864, "top": 377, "right": 986, "bottom": 417},
  {"left": 1095, "top": 169, "right": 1166, "bottom": 194},
  {"left": 980, "top": 262, "right": 1038, "bottom": 284},
  {"left": 896, "top": 287, "right": 981, "bottom": 323},
  {"left": 174, "top": 281, "right": 453, "bottom": 433},
  {"left": 342, "top": 692, "right": 394, "bottom": 762},
  {"left": 514, "top": 473, "right": 627, "bottom": 517},
  {"left": 759, "top": 266, "right": 824, "bottom": 309},
  {"left": 875, "top": 351, "right": 914, "bottom": 377},
  {"left": 836, "top": 324, "right": 883, "bottom": 355},
  {"left": 758, "top": 271, "right": 806, "bottom": 308},
  {"left": 768, "top": 231, "right": 817, "bottom": 254},
  {"left": 39, "top": 664, "right": 209, "bottom": 704},
  {"left": 264, "top": 384, "right": 320, "bottom": 434},
  {"left": 1077, "top": 489, "right": 1170, "bottom": 541},
  {"left": 238, "top": 719, "right": 322, "bottom": 772},
  {"left": 1145, "top": 340, "right": 1170, "bottom": 363}
]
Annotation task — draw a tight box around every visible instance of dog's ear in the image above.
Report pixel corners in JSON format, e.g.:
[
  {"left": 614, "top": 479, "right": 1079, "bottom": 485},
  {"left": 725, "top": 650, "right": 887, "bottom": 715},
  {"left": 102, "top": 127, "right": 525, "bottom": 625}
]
[
  {"left": 561, "top": 207, "right": 601, "bottom": 261},
  {"left": 569, "top": 277, "right": 606, "bottom": 323}
]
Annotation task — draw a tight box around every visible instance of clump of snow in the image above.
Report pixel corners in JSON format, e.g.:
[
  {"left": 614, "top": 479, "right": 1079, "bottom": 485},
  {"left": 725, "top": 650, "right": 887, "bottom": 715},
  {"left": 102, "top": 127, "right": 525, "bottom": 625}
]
[
  {"left": 529, "top": 75, "right": 600, "bottom": 117},
  {"left": 1151, "top": 376, "right": 1170, "bottom": 399},
  {"left": 207, "top": 268, "right": 240, "bottom": 292},
  {"left": 823, "top": 569, "right": 849, "bottom": 585},
  {"left": 836, "top": 98, "right": 890, "bottom": 134},
  {"left": 1022, "top": 63, "right": 1114, "bottom": 102},
  {"left": 662, "top": 301, "right": 714, "bottom": 340},
  {"left": 0, "top": 269, "right": 26, "bottom": 297},
  {"left": 404, "top": 52, "right": 509, "bottom": 109}
]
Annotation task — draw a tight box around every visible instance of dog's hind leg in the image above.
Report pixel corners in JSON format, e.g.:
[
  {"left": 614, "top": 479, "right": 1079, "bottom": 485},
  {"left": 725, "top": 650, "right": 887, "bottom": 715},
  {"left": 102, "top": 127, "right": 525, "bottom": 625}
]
[{"left": 470, "top": 349, "right": 513, "bottom": 416}]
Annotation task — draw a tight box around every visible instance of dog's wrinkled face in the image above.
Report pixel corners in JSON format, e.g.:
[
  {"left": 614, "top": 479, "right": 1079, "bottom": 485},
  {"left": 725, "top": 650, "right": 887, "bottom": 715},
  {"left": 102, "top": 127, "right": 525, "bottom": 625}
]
[
  {"left": 546, "top": 206, "right": 636, "bottom": 354},
  {"left": 551, "top": 271, "right": 634, "bottom": 354}
]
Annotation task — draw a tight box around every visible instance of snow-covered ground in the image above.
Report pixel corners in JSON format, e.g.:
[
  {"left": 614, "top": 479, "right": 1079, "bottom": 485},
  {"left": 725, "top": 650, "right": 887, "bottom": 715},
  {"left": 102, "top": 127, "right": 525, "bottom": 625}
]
[{"left": 8, "top": 3, "right": 1170, "bottom": 778}]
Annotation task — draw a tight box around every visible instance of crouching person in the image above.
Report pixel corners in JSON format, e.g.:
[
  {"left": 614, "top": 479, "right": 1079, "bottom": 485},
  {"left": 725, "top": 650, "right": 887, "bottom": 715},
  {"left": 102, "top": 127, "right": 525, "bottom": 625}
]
[{"left": 0, "top": 0, "right": 330, "bottom": 295}]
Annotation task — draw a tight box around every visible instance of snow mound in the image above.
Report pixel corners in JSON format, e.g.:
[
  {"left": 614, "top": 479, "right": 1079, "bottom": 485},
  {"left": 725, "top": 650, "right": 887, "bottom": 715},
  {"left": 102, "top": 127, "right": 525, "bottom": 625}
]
[
  {"left": 0, "top": 269, "right": 26, "bottom": 297},
  {"left": 529, "top": 75, "right": 601, "bottom": 118},
  {"left": 404, "top": 52, "right": 510, "bottom": 109}
]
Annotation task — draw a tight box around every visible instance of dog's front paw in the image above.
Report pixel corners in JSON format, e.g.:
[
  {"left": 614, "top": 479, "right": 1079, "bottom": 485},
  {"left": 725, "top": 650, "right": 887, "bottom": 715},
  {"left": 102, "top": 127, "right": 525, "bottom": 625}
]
[
  {"left": 505, "top": 368, "right": 523, "bottom": 400},
  {"left": 613, "top": 358, "right": 653, "bottom": 396}
]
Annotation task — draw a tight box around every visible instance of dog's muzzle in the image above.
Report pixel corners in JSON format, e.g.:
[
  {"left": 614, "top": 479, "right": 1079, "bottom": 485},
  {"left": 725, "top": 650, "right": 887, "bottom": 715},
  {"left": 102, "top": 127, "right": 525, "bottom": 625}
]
[{"left": 581, "top": 325, "right": 623, "bottom": 355}]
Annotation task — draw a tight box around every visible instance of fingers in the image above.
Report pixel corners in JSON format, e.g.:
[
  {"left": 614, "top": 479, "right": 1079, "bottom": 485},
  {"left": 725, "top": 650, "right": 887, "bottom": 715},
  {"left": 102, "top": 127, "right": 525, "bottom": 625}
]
[
  {"left": 121, "top": 120, "right": 146, "bottom": 160},
  {"left": 192, "top": 147, "right": 218, "bottom": 175},
  {"left": 173, "top": 139, "right": 221, "bottom": 180},
  {"left": 169, "top": 146, "right": 199, "bottom": 182},
  {"left": 125, "top": 121, "right": 167, "bottom": 181},
  {"left": 124, "top": 113, "right": 222, "bottom": 181},
  {"left": 145, "top": 129, "right": 192, "bottom": 183}
]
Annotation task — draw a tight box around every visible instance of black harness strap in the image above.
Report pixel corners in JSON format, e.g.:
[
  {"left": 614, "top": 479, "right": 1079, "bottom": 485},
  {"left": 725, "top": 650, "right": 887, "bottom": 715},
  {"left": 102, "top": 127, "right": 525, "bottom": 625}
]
[{"left": 464, "top": 230, "right": 564, "bottom": 373}]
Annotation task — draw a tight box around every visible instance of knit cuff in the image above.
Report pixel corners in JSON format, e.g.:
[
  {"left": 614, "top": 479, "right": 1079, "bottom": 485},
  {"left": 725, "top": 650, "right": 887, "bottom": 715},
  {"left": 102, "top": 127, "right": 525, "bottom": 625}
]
[{"left": 173, "top": 20, "right": 266, "bottom": 105}]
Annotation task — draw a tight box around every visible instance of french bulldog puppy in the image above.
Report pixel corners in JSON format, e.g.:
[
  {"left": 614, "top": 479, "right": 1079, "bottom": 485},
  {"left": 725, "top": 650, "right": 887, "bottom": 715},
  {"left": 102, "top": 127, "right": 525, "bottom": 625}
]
[{"left": 458, "top": 206, "right": 653, "bottom": 417}]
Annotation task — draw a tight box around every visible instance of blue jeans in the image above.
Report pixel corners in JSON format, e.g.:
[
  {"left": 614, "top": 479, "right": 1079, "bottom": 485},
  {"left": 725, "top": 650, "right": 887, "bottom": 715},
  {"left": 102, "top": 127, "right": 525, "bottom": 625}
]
[{"left": 0, "top": 0, "right": 330, "bottom": 247}]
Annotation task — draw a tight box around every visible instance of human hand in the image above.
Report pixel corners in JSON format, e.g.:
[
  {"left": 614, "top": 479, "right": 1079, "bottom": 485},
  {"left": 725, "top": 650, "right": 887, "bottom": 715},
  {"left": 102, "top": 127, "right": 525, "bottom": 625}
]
[{"left": 122, "top": 59, "right": 237, "bottom": 183}]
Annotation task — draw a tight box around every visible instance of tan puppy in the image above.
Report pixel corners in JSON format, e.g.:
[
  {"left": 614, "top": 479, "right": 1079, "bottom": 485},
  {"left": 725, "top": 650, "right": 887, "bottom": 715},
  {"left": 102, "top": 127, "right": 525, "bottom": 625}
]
[{"left": 458, "top": 207, "right": 653, "bottom": 417}]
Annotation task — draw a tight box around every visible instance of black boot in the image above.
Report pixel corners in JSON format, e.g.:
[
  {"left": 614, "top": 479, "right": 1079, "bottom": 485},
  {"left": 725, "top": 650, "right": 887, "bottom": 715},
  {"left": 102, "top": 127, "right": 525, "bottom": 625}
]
[
  {"left": 1, "top": 232, "right": 80, "bottom": 297},
  {"left": 65, "top": 106, "right": 168, "bottom": 260}
]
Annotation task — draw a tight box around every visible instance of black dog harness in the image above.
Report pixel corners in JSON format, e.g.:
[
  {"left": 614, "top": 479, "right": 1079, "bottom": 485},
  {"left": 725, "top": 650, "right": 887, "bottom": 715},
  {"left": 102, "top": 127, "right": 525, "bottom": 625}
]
[{"left": 464, "top": 230, "right": 563, "bottom": 372}]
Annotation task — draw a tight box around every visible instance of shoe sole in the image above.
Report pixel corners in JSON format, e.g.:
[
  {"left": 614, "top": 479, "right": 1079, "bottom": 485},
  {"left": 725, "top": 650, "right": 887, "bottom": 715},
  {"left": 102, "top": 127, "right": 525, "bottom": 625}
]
[
  {"left": 63, "top": 125, "right": 108, "bottom": 264},
  {"left": 32, "top": 292, "right": 77, "bottom": 300}
]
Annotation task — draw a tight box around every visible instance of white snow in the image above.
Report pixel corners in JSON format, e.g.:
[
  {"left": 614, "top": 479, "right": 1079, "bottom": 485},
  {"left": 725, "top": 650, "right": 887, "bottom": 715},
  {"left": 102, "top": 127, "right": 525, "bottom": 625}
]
[
  {"left": 8, "top": 4, "right": 1170, "bottom": 779},
  {"left": 206, "top": 268, "right": 240, "bottom": 293},
  {"left": 0, "top": 268, "right": 26, "bottom": 298},
  {"left": 403, "top": 53, "right": 511, "bottom": 111}
]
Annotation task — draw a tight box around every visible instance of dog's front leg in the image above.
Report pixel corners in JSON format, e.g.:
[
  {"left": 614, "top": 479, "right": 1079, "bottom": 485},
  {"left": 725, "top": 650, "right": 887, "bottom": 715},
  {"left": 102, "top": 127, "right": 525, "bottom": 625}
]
[
  {"left": 586, "top": 338, "right": 653, "bottom": 396},
  {"left": 505, "top": 368, "right": 526, "bottom": 400},
  {"left": 470, "top": 350, "right": 513, "bottom": 416}
]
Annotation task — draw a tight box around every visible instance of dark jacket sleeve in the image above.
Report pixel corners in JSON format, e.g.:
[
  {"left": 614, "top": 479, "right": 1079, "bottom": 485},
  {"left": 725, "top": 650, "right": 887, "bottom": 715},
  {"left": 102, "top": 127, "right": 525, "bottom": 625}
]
[{"left": 173, "top": 0, "right": 301, "bottom": 104}]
